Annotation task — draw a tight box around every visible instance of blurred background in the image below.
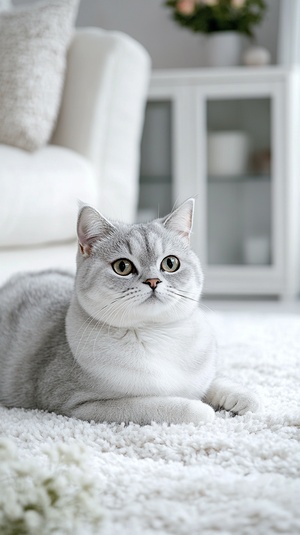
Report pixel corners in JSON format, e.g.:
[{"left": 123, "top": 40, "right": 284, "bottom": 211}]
[
  {"left": 69, "top": 0, "right": 300, "bottom": 308},
  {"left": 4, "top": 0, "right": 300, "bottom": 310},
  {"left": 13, "top": 0, "right": 282, "bottom": 68}
]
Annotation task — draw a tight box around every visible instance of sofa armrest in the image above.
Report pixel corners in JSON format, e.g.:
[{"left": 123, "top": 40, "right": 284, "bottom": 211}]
[{"left": 51, "top": 28, "right": 151, "bottom": 222}]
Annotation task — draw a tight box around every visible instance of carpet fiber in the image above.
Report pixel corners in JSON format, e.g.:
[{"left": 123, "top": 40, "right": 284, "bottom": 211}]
[{"left": 0, "top": 312, "right": 300, "bottom": 534}]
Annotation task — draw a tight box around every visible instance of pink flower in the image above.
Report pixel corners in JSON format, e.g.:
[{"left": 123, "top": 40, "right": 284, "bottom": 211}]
[
  {"left": 231, "top": 0, "right": 245, "bottom": 7},
  {"left": 176, "top": 0, "right": 197, "bottom": 16}
]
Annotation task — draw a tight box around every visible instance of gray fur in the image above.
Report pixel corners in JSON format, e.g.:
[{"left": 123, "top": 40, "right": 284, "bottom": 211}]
[{"left": 0, "top": 201, "right": 260, "bottom": 424}]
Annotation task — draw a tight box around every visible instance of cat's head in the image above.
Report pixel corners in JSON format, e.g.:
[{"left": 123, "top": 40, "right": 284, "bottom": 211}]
[{"left": 75, "top": 199, "right": 204, "bottom": 328}]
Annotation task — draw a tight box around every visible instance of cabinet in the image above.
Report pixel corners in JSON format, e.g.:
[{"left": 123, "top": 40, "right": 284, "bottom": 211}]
[{"left": 138, "top": 68, "right": 300, "bottom": 298}]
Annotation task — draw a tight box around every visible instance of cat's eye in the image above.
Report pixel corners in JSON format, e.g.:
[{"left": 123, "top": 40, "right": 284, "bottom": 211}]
[
  {"left": 112, "top": 258, "right": 135, "bottom": 276},
  {"left": 161, "top": 256, "right": 180, "bottom": 273}
]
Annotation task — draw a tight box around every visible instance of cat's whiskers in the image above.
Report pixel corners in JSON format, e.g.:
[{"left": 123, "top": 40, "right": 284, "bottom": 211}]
[
  {"left": 99, "top": 288, "right": 153, "bottom": 330},
  {"left": 198, "top": 301, "right": 215, "bottom": 314},
  {"left": 83, "top": 296, "right": 131, "bottom": 357},
  {"left": 166, "top": 287, "right": 199, "bottom": 304},
  {"left": 96, "top": 293, "right": 133, "bottom": 330},
  {"left": 91, "top": 296, "right": 133, "bottom": 358},
  {"left": 113, "top": 289, "right": 148, "bottom": 311},
  {"left": 89, "top": 295, "right": 128, "bottom": 339},
  {"left": 94, "top": 299, "right": 126, "bottom": 341},
  {"left": 74, "top": 298, "right": 115, "bottom": 341},
  {"left": 74, "top": 295, "right": 125, "bottom": 360},
  {"left": 161, "top": 288, "right": 199, "bottom": 325},
  {"left": 169, "top": 288, "right": 214, "bottom": 314}
]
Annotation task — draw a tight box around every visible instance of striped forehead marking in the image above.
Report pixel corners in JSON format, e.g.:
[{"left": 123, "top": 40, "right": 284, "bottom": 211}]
[{"left": 125, "top": 225, "right": 164, "bottom": 259}]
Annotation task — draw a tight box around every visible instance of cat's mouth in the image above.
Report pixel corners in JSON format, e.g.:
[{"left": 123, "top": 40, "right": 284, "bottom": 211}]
[{"left": 144, "top": 292, "right": 162, "bottom": 304}]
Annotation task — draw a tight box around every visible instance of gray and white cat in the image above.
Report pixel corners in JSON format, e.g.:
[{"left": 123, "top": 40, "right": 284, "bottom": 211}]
[{"left": 0, "top": 200, "right": 260, "bottom": 425}]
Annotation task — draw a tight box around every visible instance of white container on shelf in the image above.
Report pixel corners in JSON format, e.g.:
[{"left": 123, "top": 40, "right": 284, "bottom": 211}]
[
  {"left": 243, "top": 236, "right": 271, "bottom": 265},
  {"left": 207, "top": 130, "right": 250, "bottom": 177}
]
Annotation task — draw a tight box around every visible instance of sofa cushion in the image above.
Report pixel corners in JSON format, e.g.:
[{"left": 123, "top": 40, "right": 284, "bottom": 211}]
[
  {"left": 0, "top": 0, "right": 79, "bottom": 152},
  {"left": 0, "top": 145, "right": 98, "bottom": 247}
]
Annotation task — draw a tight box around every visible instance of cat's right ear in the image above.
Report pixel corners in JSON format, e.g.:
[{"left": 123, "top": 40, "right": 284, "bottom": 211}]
[
  {"left": 162, "top": 198, "right": 194, "bottom": 244},
  {"left": 77, "top": 205, "right": 116, "bottom": 257}
]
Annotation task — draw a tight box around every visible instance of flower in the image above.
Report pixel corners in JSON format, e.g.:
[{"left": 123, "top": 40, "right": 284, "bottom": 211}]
[
  {"left": 231, "top": 0, "right": 246, "bottom": 7},
  {"left": 165, "top": 0, "right": 267, "bottom": 38},
  {"left": 176, "top": 0, "right": 197, "bottom": 16},
  {"left": 202, "top": 0, "right": 219, "bottom": 6}
]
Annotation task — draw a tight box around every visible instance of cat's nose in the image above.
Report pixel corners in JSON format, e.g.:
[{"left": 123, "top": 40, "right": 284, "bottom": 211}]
[{"left": 143, "top": 278, "right": 162, "bottom": 290}]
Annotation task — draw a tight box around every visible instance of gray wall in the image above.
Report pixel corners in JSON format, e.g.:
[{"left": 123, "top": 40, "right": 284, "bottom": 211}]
[
  {"left": 13, "top": 0, "right": 280, "bottom": 67},
  {"left": 75, "top": 0, "right": 280, "bottom": 67}
]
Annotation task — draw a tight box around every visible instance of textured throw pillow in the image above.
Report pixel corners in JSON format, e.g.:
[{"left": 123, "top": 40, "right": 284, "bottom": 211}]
[
  {"left": 0, "top": 0, "right": 11, "bottom": 12},
  {"left": 0, "top": 0, "right": 79, "bottom": 151}
]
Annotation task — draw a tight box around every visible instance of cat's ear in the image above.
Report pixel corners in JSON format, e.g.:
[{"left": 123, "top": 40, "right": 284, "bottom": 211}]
[
  {"left": 162, "top": 198, "right": 194, "bottom": 244},
  {"left": 77, "top": 205, "right": 116, "bottom": 257}
]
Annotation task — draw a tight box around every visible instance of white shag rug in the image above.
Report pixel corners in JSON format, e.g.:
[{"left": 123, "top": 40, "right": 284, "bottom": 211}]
[{"left": 0, "top": 312, "right": 300, "bottom": 535}]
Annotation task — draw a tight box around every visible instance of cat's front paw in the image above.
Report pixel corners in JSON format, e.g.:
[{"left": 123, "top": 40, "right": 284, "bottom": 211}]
[
  {"left": 218, "top": 391, "right": 260, "bottom": 415},
  {"left": 184, "top": 400, "right": 215, "bottom": 424},
  {"left": 205, "top": 378, "right": 261, "bottom": 416}
]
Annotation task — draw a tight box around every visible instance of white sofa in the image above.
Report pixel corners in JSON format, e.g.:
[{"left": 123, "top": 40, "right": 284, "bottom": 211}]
[{"left": 0, "top": 27, "right": 151, "bottom": 285}]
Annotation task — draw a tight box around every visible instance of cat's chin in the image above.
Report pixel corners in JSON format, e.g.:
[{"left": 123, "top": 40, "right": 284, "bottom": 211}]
[
  {"left": 118, "top": 301, "right": 192, "bottom": 328},
  {"left": 87, "top": 300, "right": 189, "bottom": 329},
  {"left": 143, "top": 293, "right": 163, "bottom": 304}
]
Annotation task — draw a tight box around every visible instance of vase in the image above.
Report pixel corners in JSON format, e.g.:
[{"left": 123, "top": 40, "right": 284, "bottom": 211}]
[{"left": 204, "top": 31, "right": 242, "bottom": 68}]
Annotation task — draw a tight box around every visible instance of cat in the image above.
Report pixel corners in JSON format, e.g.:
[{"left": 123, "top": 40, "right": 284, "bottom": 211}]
[{"left": 0, "top": 199, "right": 260, "bottom": 425}]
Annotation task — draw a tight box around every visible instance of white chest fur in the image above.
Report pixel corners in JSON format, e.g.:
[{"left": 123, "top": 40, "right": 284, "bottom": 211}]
[{"left": 66, "top": 305, "right": 217, "bottom": 400}]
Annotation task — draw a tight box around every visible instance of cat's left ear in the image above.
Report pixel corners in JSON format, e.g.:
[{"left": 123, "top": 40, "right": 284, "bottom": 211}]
[
  {"left": 162, "top": 198, "right": 194, "bottom": 244},
  {"left": 77, "top": 204, "right": 116, "bottom": 257}
]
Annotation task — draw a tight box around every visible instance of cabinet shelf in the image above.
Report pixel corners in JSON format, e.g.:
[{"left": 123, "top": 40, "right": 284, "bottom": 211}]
[
  {"left": 140, "top": 175, "right": 172, "bottom": 185},
  {"left": 208, "top": 175, "right": 271, "bottom": 184}
]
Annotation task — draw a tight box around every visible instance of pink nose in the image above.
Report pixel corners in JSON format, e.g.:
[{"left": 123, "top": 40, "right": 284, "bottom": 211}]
[{"left": 143, "top": 278, "right": 161, "bottom": 290}]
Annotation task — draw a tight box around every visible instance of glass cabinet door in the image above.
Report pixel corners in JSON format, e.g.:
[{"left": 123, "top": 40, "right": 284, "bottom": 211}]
[
  {"left": 206, "top": 97, "right": 272, "bottom": 267},
  {"left": 137, "top": 100, "right": 173, "bottom": 222}
]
